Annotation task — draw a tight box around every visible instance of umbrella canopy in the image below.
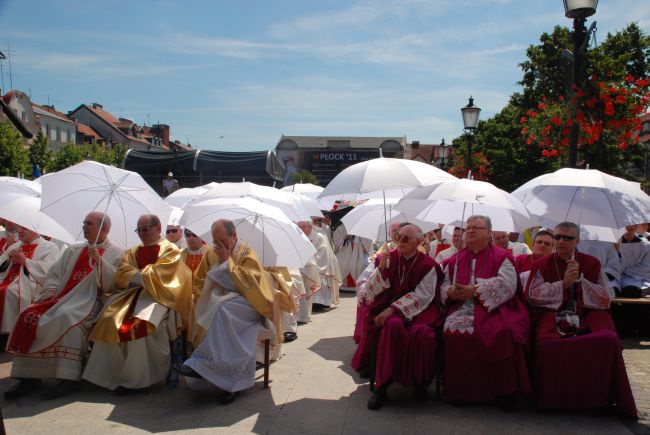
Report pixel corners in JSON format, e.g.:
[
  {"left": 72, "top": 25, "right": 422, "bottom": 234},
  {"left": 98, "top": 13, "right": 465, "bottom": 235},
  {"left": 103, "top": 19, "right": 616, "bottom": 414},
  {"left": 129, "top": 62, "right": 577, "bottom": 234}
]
[
  {"left": 283, "top": 192, "right": 324, "bottom": 219},
  {"left": 200, "top": 181, "right": 311, "bottom": 222},
  {"left": 180, "top": 196, "right": 316, "bottom": 268},
  {"left": 280, "top": 183, "right": 323, "bottom": 200},
  {"left": 396, "top": 178, "right": 536, "bottom": 233},
  {"left": 0, "top": 196, "right": 77, "bottom": 244},
  {"left": 319, "top": 157, "right": 455, "bottom": 198},
  {"left": 340, "top": 198, "right": 437, "bottom": 241},
  {"left": 0, "top": 176, "right": 41, "bottom": 197},
  {"left": 40, "top": 161, "right": 172, "bottom": 249},
  {"left": 164, "top": 186, "right": 209, "bottom": 208},
  {"left": 512, "top": 168, "right": 650, "bottom": 231}
]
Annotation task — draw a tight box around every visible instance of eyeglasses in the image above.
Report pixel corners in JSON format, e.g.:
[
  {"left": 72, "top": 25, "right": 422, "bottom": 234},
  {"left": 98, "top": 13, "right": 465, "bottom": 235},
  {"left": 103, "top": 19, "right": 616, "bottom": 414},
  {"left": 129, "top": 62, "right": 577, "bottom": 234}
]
[
  {"left": 166, "top": 228, "right": 179, "bottom": 234},
  {"left": 433, "top": 229, "right": 441, "bottom": 233},
  {"left": 184, "top": 230, "right": 197, "bottom": 238},
  {"left": 134, "top": 225, "right": 155, "bottom": 234},
  {"left": 553, "top": 234, "right": 576, "bottom": 241},
  {"left": 466, "top": 226, "right": 488, "bottom": 231},
  {"left": 398, "top": 234, "right": 412, "bottom": 243}
]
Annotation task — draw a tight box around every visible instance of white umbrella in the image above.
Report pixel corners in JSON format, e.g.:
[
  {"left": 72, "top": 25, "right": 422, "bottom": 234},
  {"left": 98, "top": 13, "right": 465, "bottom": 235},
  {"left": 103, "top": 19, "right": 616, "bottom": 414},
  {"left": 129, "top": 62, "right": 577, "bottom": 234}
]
[
  {"left": 340, "top": 198, "right": 437, "bottom": 241},
  {"left": 0, "top": 196, "right": 77, "bottom": 244},
  {"left": 512, "top": 168, "right": 650, "bottom": 232},
  {"left": 319, "top": 157, "right": 455, "bottom": 240},
  {"left": 0, "top": 176, "right": 41, "bottom": 196},
  {"left": 280, "top": 183, "right": 323, "bottom": 200},
  {"left": 200, "top": 181, "right": 310, "bottom": 222},
  {"left": 180, "top": 196, "right": 316, "bottom": 268},
  {"left": 284, "top": 192, "right": 324, "bottom": 219},
  {"left": 319, "top": 157, "right": 455, "bottom": 197},
  {"left": 164, "top": 186, "right": 209, "bottom": 208},
  {"left": 317, "top": 188, "right": 415, "bottom": 211},
  {"left": 39, "top": 160, "right": 172, "bottom": 249},
  {"left": 396, "top": 178, "right": 536, "bottom": 233}
]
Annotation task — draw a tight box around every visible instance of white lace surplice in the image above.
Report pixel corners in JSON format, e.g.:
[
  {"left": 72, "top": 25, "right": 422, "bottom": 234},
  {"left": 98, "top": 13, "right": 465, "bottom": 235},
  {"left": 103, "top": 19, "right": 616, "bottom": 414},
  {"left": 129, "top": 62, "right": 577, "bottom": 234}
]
[
  {"left": 442, "top": 258, "right": 517, "bottom": 335},
  {"left": 527, "top": 268, "right": 612, "bottom": 310}
]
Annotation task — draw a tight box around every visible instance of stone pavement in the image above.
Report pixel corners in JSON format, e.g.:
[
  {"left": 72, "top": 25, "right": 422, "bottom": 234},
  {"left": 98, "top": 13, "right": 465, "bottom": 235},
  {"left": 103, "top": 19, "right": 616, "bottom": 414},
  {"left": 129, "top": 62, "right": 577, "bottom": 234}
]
[{"left": 0, "top": 293, "right": 648, "bottom": 434}]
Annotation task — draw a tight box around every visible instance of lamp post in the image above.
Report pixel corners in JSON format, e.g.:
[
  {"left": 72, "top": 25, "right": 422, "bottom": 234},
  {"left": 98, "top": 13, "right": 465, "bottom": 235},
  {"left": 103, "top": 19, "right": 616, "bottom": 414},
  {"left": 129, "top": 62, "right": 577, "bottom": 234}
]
[
  {"left": 563, "top": 0, "right": 598, "bottom": 167},
  {"left": 438, "top": 138, "right": 447, "bottom": 169},
  {"left": 461, "top": 96, "right": 480, "bottom": 173}
]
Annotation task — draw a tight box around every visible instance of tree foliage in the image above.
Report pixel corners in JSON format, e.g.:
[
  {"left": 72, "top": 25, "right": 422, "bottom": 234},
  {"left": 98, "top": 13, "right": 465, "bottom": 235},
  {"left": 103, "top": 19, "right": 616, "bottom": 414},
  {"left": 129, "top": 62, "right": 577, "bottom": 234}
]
[
  {"left": 452, "top": 23, "right": 650, "bottom": 191},
  {"left": 46, "top": 142, "right": 125, "bottom": 172},
  {"left": 290, "top": 169, "right": 319, "bottom": 185},
  {"left": 0, "top": 121, "right": 30, "bottom": 177},
  {"left": 30, "top": 129, "right": 52, "bottom": 172}
]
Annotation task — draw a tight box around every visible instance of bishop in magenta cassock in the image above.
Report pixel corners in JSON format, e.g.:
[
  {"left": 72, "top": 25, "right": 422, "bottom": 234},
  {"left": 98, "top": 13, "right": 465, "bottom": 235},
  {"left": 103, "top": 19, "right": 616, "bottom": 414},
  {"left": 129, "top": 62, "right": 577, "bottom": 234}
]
[
  {"left": 352, "top": 223, "right": 442, "bottom": 410},
  {"left": 441, "top": 215, "right": 531, "bottom": 409},
  {"left": 525, "top": 221, "right": 637, "bottom": 417}
]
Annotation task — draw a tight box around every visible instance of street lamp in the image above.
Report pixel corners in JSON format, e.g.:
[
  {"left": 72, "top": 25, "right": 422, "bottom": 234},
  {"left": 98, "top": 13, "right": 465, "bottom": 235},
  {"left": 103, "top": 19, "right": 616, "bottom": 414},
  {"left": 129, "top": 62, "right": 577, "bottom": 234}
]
[
  {"left": 563, "top": 0, "right": 598, "bottom": 167},
  {"left": 438, "top": 138, "right": 448, "bottom": 169},
  {"left": 461, "top": 96, "right": 480, "bottom": 173}
]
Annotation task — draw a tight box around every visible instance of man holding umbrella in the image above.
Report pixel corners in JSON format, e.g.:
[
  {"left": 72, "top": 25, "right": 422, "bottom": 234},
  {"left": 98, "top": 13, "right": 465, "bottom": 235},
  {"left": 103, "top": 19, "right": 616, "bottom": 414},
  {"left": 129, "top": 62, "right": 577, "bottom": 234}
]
[
  {"left": 6, "top": 212, "right": 123, "bottom": 399},
  {"left": 525, "top": 221, "right": 637, "bottom": 417},
  {"left": 440, "top": 215, "right": 531, "bottom": 409},
  {"left": 352, "top": 223, "right": 443, "bottom": 410}
]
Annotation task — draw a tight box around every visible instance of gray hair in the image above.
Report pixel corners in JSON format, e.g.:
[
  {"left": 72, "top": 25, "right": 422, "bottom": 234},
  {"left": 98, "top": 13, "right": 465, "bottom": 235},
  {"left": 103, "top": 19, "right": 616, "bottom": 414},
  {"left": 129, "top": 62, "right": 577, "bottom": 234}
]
[
  {"left": 467, "top": 215, "right": 492, "bottom": 231},
  {"left": 87, "top": 211, "right": 111, "bottom": 231},
  {"left": 555, "top": 221, "right": 579, "bottom": 238},
  {"left": 144, "top": 214, "right": 161, "bottom": 228},
  {"left": 401, "top": 223, "right": 424, "bottom": 241}
]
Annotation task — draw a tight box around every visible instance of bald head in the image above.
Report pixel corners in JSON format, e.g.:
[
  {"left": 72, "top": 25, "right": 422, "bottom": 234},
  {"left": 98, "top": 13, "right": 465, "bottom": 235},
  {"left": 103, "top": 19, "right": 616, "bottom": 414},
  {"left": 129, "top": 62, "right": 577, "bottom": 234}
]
[{"left": 83, "top": 212, "right": 110, "bottom": 243}]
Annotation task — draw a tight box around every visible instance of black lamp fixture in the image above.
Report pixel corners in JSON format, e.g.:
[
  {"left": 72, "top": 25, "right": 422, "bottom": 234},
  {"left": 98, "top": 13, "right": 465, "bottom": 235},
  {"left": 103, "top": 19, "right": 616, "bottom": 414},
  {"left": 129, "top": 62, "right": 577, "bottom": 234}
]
[
  {"left": 460, "top": 96, "right": 480, "bottom": 172},
  {"left": 563, "top": 0, "right": 598, "bottom": 167}
]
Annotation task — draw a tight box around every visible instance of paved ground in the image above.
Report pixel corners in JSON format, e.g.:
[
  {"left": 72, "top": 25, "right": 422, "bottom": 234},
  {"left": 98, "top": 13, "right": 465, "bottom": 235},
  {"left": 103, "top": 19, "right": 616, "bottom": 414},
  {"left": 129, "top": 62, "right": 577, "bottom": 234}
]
[{"left": 0, "top": 293, "right": 648, "bottom": 434}]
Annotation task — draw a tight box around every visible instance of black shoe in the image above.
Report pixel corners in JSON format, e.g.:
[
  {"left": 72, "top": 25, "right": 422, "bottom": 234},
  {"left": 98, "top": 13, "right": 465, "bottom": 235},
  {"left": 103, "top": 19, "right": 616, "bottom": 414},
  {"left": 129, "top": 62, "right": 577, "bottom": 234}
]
[
  {"left": 42, "top": 379, "right": 80, "bottom": 400},
  {"left": 283, "top": 332, "right": 298, "bottom": 342},
  {"left": 413, "top": 384, "right": 429, "bottom": 402},
  {"left": 173, "top": 362, "right": 202, "bottom": 379},
  {"left": 4, "top": 378, "right": 41, "bottom": 399},
  {"left": 367, "top": 387, "right": 387, "bottom": 410},
  {"left": 219, "top": 391, "right": 239, "bottom": 405}
]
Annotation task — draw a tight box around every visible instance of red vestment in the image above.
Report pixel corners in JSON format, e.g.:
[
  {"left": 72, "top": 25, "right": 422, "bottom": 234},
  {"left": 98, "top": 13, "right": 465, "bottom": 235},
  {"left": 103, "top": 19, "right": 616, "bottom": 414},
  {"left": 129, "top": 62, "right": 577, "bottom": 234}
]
[
  {"left": 442, "top": 245, "right": 531, "bottom": 402},
  {"left": 526, "top": 252, "right": 637, "bottom": 417}
]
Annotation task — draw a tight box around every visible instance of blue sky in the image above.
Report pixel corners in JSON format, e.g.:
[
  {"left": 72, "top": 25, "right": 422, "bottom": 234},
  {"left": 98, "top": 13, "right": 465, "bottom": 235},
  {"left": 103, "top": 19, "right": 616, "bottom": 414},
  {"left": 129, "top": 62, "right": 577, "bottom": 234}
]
[{"left": 0, "top": 0, "right": 648, "bottom": 151}]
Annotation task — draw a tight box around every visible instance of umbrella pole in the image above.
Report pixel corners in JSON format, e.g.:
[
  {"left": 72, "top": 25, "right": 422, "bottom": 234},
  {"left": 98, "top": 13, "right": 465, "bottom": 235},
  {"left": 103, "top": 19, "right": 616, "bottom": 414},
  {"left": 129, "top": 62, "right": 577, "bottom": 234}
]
[
  {"left": 382, "top": 189, "right": 391, "bottom": 268},
  {"left": 452, "top": 201, "right": 468, "bottom": 287}
]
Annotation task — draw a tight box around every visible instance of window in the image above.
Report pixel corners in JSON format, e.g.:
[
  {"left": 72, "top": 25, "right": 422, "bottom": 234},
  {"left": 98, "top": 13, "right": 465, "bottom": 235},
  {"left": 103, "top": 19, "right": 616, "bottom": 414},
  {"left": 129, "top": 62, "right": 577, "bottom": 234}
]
[{"left": 56, "top": 126, "right": 60, "bottom": 141}]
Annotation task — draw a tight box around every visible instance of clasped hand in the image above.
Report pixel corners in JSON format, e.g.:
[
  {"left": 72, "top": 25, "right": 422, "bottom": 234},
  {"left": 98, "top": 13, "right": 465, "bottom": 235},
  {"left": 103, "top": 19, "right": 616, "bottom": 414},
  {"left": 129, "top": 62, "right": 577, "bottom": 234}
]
[
  {"left": 563, "top": 258, "right": 580, "bottom": 289},
  {"left": 448, "top": 283, "right": 476, "bottom": 301}
]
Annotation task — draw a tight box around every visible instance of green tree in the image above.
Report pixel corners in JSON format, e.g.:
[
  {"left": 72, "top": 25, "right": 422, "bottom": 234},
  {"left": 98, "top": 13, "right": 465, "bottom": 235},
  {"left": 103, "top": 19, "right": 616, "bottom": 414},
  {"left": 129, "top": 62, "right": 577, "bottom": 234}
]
[
  {"left": 29, "top": 129, "right": 52, "bottom": 173},
  {"left": 46, "top": 143, "right": 87, "bottom": 172},
  {"left": 0, "top": 121, "right": 30, "bottom": 177},
  {"left": 290, "top": 169, "right": 319, "bottom": 185}
]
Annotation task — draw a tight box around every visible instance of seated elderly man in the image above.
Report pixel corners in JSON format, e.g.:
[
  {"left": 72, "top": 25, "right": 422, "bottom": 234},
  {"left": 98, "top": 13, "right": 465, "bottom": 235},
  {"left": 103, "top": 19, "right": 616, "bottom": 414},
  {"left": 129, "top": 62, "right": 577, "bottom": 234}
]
[
  {"left": 352, "top": 223, "right": 442, "bottom": 410},
  {"left": 6, "top": 212, "right": 123, "bottom": 399},
  {"left": 166, "top": 223, "right": 186, "bottom": 250},
  {"left": 525, "top": 222, "right": 637, "bottom": 417},
  {"left": 82, "top": 214, "right": 191, "bottom": 394},
  {"left": 0, "top": 225, "right": 60, "bottom": 337},
  {"left": 492, "top": 230, "right": 532, "bottom": 256},
  {"left": 176, "top": 219, "right": 274, "bottom": 405},
  {"left": 619, "top": 224, "right": 650, "bottom": 297},
  {"left": 441, "top": 215, "right": 530, "bottom": 409}
]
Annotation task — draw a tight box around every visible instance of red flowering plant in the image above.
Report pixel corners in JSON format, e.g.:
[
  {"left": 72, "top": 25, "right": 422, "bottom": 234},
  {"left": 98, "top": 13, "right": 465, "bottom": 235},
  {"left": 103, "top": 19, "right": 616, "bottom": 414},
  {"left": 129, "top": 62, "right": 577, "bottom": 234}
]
[
  {"left": 520, "top": 75, "right": 649, "bottom": 167},
  {"left": 447, "top": 150, "right": 493, "bottom": 181}
]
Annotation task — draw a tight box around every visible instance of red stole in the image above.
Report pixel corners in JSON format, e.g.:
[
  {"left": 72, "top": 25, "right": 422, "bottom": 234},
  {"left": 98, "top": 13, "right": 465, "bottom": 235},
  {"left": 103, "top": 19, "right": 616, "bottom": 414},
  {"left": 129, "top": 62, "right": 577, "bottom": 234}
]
[
  {"left": 435, "top": 243, "right": 450, "bottom": 256},
  {"left": 0, "top": 238, "right": 6, "bottom": 252},
  {"left": 446, "top": 245, "right": 529, "bottom": 361},
  {"left": 8, "top": 246, "right": 104, "bottom": 353},
  {"left": 118, "top": 244, "right": 161, "bottom": 342},
  {"left": 185, "top": 252, "right": 204, "bottom": 275},
  {"left": 0, "top": 243, "right": 39, "bottom": 326}
]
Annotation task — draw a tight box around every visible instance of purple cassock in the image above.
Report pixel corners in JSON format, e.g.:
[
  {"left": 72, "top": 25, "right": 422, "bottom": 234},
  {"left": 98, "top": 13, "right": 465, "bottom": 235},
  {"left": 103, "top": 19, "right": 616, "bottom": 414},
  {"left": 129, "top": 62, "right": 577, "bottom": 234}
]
[
  {"left": 526, "top": 252, "right": 637, "bottom": 417},
  {"left": 442, "top": 245, "right": 531, "bottom": 402},
  {"left": 352, "top": 249, "right": 442, "bottom": 388}
]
